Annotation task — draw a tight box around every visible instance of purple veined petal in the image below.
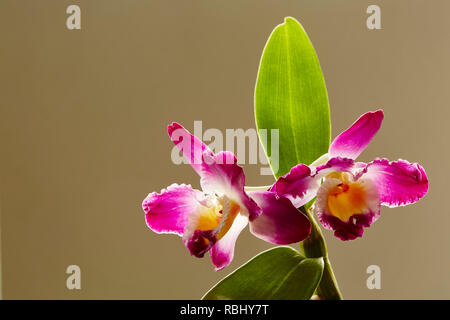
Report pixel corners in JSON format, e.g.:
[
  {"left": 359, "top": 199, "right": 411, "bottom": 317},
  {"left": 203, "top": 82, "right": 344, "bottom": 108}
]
[
  {"left": 142, "top": 183, "right": 208, "bottom": 236},
  {"left": 168, "top": 122, "right": 211, "bottom": 176},
  {"left": 209, "top": 214, "right": 248, "bottom": 271},
  {"left": 315, "top": 176, "right": 380, "bottom": 241},
  {"left": 358, "top": 158, "right": 429, "bottom": 207},
  {"left": 329, "top": 110, "right": 384, "bottom": 160},
  {"left": 248, "top": 191, "right": 311, "bottom": 244},
  {"left": 200, "top": 151, "right": 261, "bottom": 221}
]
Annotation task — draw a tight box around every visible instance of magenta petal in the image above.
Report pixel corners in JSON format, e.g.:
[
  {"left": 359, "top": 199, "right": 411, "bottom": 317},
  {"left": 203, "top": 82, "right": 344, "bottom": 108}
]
[
  {"left": 248, "top": 191, "right": 311, "bottom": 244},
  {"left": 185, "top": 229, "right": 216, "bottom": 258},
  {"left": 359, "top": 158, "right": 429, "bottom": 207},
  {"left": 269, "top": 164, "right": 317, "bottom": 208},
  {"left": 329, "top": 110, "right": 384, "bottom": 160},
  {"left": 200, "top": 151, "right": 261, "bottom": 220},
  {"left": 314, "top": 157, "right": 355, "bottom": 177},
  {"left": 142, "top": 183, "right": 206, "bottom": 236},
  {"left": 270, "top": 157, "right": 355, "bottom": 208},
  {"left": 209, "top": 214, "right": 248, "bottom": 271},
  {"left": 317, "top": 210, "right": 379, "bottom": 241},
  {"left": 168, "top": 122, "right": 210, "bottom": 176}
]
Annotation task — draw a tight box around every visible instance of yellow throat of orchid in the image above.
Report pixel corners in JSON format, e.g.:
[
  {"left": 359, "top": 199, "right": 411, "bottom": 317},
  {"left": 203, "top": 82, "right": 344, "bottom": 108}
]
[
  {"left": 325, "top": 172, "right": 368, "bottom": 222},
  {"left": 195, "top": 196, "right": 240, "bottom": 240}
]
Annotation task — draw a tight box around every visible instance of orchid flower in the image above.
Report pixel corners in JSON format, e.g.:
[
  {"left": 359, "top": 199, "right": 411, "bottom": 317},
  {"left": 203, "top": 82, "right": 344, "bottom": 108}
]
[
  {"left": 142, "top": 122, "right": 311, "bottom": 270},
  {"left": 270, "top": 110, "right": 429, "bottom": 241}
]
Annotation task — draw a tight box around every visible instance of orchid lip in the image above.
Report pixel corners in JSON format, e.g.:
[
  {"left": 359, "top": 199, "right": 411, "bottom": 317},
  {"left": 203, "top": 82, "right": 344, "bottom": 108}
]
[{"left": 315, "top": 171, "right": 381, "bottom": 241}]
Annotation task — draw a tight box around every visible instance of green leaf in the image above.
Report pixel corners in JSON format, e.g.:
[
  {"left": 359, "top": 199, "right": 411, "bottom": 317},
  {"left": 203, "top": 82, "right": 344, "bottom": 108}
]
[
  {"left": 202, "top": 246, "right": 324, "bottom": 300},
  {"left": 255, "top": 17, "right": 331, "bottom": 178}
]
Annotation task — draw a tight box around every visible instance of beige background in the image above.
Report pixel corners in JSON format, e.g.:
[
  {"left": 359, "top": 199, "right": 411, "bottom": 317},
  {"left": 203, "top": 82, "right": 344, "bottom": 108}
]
[{"left": 0, "top": 0, "right": 448, "bottom": 299}]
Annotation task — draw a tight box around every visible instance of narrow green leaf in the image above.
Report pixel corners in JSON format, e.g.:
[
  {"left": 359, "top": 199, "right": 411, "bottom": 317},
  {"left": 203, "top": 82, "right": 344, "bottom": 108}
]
[
  {"left": 255, "top": 17, "right": 331, "bottom": 177},
  {"left": 202, "top": 246, "right": 324, "bottom": 300}
]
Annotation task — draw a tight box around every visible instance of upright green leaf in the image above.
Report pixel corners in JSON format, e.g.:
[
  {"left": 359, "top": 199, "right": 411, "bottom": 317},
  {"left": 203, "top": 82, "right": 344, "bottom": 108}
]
[
  {"left": 202, "top": 247, "right": 323, "bottom": 300},
  {"left": 255, "top": 17, "right": 331, "bottom": 177}
]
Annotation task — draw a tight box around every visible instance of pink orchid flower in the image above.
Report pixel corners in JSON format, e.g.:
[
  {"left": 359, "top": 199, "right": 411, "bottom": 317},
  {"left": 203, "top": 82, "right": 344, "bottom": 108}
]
[
  {"left": 142, "top": 122, "right": 311, "bottom": 270},
  {"left": 270, "top": 110, "right": 429, "bottom": 241}
]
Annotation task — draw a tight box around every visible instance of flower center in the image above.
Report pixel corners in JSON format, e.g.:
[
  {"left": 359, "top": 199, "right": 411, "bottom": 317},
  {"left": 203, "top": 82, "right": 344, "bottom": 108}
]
[
  {"left": 325, "top": 173, "right": 368, "bottom": 222},
  {"left": 195, "top": 195, "right": 240, "bottom": 240}
]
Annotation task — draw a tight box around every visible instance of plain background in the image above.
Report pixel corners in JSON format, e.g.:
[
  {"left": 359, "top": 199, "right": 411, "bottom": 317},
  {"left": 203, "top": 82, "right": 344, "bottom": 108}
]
[{"left": 0, "top": 0, "right": 448, "bottom": 299}]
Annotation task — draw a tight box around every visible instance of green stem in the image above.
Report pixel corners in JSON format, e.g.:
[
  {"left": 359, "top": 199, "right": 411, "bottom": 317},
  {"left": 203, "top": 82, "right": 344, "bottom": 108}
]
[{"left": 300, "top": 207, "right": 343, "bottom": 300}]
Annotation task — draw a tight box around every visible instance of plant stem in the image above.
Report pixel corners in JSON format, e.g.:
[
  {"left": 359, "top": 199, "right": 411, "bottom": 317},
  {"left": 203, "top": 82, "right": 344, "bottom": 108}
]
[{"left": 300, "top": 207, "right": 343, "bottom": 300}]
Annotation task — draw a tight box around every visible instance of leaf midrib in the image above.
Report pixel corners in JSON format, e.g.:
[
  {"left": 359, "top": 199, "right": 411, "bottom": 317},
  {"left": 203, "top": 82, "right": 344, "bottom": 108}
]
[
  {"left": 284, "top": 23, "right": 302, "bottom": 167},
  {"left": 266, "top": 258, "right": 306, "bottom": 299}
]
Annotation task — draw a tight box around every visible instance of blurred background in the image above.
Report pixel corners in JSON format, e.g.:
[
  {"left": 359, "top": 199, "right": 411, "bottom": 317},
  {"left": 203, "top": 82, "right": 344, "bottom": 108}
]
[{"left": 0, "top": 0, "right": 447, "bottom": 299}]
